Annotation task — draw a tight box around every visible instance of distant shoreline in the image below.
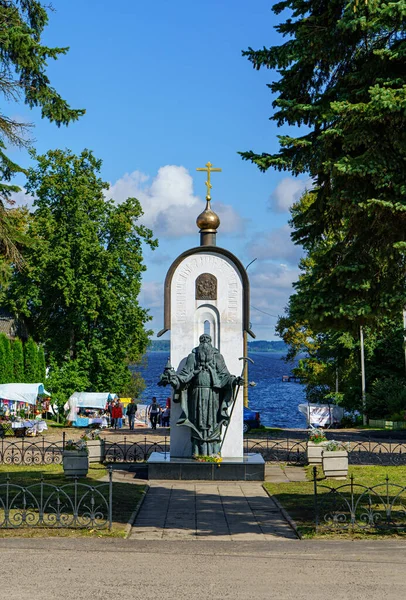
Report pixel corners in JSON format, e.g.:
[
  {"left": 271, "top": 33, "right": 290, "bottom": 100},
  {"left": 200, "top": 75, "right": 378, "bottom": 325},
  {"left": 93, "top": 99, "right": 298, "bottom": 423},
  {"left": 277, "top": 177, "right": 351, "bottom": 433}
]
[
  {"left": 145, "top": 349, "right": 286, "bottom": 354},
  {"left": 147, "top": 340, "right": 287, "bottom": 353}
]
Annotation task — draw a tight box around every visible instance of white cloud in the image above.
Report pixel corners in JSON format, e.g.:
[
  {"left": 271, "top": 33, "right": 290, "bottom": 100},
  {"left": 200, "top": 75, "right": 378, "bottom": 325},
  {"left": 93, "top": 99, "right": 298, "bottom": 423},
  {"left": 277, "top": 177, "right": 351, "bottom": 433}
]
[
  {"left": 246, "top": 224, "right": 302, "bottom": 265},
  {"left": 270, "top": 177, "right": 312, "bottom": 213},
  {"left": 248, "top": 263, "right": 299, "bottom": 335},
  {"left": 9, "top": 188, "right": 35, "bottom": 210},
  {"left": 139, "top": 280, "right": 163, "bottom": 310},
  {"left": 107, "top": 165, "right": 244, "bottom": 238}
]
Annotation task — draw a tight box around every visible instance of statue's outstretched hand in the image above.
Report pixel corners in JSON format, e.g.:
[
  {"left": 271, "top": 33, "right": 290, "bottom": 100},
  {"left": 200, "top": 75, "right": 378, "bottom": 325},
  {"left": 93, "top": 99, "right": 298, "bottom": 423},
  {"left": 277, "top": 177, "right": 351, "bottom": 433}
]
[
  {"left": 158, "top": 370, "right": 172, "bottom": 386},
  {"left": 158, "top": 370, "right": 179, "bottom": 389},
  {"left": 234, "top": 376, "right": 244, "bottom": 387}
]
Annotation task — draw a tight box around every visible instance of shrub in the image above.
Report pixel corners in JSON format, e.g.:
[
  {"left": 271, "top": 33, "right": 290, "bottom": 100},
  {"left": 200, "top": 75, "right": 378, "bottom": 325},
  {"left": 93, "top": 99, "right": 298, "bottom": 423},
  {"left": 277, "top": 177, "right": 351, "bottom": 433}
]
[
  {"left": 12, "top": 338, "right": 24, "bottom": 382},
  {"left": 366, "top": 377, "right": 406, "bottom": 419}
]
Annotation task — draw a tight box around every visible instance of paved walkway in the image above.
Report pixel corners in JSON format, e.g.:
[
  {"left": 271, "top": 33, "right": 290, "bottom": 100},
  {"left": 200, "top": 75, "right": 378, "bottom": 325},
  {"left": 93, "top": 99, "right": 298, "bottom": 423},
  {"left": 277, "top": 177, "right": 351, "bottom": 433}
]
[
  {"left": 265, "top": 463, "right": 307, "bottom": 483},
  {"left": 130, "top": 480, "right": 298, "bottom": 541}
]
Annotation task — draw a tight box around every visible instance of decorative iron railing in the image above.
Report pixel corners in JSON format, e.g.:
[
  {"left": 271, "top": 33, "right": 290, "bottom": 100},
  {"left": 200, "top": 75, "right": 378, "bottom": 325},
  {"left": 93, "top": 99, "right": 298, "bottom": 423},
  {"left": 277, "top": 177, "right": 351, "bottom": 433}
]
[
  {"left": 102, "top": 436, "right": 406, "bottom": 466},
  {"left": 0, "top": 434, "right": 405, "bottom": 466},
  {"left": 0, "top": 435, "right": 66, "bottom": 465},
  {"left": 313, "top": 467, "right": 406, "bottom": 532},
  {"left": 104, "top": 437, "right": 170, "bottom": 463},
  {"left": 246, "top": 437, "right": 406, "bottom": 466},
  {"left": 347, "top": 440, "right": 406, "bottom": 466},
  {"left": 0, "top": 469, "right": 112, "bottom": 529},
  {"left": 243, "top": 437, "right": 307, "bottom": 465}
]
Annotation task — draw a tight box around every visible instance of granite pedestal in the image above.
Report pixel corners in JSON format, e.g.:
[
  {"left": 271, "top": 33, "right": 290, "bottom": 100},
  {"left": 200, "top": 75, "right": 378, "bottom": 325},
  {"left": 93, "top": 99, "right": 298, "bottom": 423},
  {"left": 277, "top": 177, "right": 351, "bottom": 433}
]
[{"left": 147, "top": 452, "right": 265, "bottom": 481}]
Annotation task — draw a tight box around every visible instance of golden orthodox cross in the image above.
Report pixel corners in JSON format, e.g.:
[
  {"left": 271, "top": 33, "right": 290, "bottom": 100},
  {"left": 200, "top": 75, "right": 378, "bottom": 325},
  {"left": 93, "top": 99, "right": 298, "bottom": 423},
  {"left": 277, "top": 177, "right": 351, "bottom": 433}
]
[{"left": 196, "top": 161, "right": 222, "bottom": 200}]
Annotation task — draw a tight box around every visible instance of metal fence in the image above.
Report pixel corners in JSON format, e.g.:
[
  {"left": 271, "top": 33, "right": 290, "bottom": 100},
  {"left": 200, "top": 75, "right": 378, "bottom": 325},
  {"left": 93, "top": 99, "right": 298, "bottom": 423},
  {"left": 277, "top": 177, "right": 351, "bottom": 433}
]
[
  {"left": 0, "top": 435, "right": 66, "bottom": 465},
  {"left": 313, "top": 467, "right": 406, "bottom": 532},
  {"left": 103, "top": 436, "right": 406, "bottom": 465},
  {"left": 0, "top": 469, "right": 112, "bottom": 529},
  {"left": 104, "top": 436, "right": 170, "bottom": 463},
  {"left": 242, "top": 437, "right": 406, "bottom": 466},
  {"left": 0, "top": 434, "right": 405, "bottom": 466}
]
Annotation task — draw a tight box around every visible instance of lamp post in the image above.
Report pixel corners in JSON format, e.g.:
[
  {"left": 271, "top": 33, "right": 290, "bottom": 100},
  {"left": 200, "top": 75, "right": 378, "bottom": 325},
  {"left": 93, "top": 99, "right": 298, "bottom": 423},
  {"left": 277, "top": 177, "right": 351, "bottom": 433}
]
[
  {"left": 360, "top": 325, "right": 367, "bottom": 426},
  {"left": 244, "top": 258, "right": 257, "bottom": 407}
]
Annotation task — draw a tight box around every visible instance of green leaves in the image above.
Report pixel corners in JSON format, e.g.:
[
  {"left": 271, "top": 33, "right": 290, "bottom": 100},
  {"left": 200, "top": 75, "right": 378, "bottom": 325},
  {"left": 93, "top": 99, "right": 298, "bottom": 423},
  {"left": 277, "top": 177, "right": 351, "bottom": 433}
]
[
  {"left": 0, "top": 1, "right": 85, "bottom": 277},
  {"left": 7, "top": 148, "right": 157, "bottom": 402},
  {"left": 242, "top": 0, "right": 406, "bottom": 327},
  {"left": 24, "top": 337, "right": 38, "bottom": 383},
  {"left": 0, "top": 334, "right": 13, "bottom": 384}
]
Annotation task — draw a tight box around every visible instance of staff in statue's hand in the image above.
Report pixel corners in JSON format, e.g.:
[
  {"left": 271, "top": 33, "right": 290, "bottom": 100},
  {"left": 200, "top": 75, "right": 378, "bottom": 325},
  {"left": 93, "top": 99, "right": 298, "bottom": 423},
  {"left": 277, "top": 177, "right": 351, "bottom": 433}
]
[{"left": 158, "top": 359, "right": 178, "bottom": 388}]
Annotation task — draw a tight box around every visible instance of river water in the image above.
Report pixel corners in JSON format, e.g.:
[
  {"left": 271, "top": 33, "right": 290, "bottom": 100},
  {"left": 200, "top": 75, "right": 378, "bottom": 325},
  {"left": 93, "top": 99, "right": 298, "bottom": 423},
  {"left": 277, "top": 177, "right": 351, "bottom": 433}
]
[{"left": 138, "top": 351, "right": 307, "bottom": 429}]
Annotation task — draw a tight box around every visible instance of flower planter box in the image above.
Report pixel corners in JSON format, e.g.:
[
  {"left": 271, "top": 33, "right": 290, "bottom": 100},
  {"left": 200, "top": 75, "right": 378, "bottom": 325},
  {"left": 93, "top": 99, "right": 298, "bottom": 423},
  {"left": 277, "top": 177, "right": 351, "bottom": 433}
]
[
  {"left": 87, "top": 440, "right": 104, "bottom": 463},
  {"left": 63, "top": 450, "right": 89, "bottom": 478},
  {"left": 307, "top": 441, "right": 326, "bottom": 465},
  {"left": 322, "top": 450, "right": 348, "bottom": 480}
]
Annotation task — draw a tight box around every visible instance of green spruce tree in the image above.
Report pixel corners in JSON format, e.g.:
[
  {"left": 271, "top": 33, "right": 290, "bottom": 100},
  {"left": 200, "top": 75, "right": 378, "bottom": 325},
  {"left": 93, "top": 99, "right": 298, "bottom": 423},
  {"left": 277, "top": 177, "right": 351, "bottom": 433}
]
[
  {"left": 0, "top": 333, "right": 13, "bottom": 383},
  {"left": 12, "top": 338, "right": 25, "bottom": 382},
  {"left": 0, "top": 1, "right": 85, "bottom": 279},
  {"left": 37, "top": 346, "right": 46, "bottom": 382},
  {"left": 242, "top": 0, "right": 406, "bottom": 327},
  {"left": 24, "top": 337, "right": 39, "bottom": 383}
]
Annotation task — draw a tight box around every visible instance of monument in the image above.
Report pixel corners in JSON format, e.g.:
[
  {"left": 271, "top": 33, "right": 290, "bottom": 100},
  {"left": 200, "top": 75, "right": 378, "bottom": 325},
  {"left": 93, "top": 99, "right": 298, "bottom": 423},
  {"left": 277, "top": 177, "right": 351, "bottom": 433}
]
[{"left": 148, "top": 162, "right": 264, "bottom": 480}]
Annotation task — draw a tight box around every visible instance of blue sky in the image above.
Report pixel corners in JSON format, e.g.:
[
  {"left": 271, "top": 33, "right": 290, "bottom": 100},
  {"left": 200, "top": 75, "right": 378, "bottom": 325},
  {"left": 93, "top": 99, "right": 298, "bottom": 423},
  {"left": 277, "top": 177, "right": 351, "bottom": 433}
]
[{"left": 10, "top": 0, "right": 310, "bottom": 340}]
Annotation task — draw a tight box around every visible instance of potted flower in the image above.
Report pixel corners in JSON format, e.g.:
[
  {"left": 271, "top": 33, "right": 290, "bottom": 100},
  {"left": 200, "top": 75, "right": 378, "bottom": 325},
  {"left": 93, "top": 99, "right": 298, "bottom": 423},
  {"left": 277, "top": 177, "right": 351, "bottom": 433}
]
[
  {"left": 80, "top": 429, "right": 104, "bottom": 463},
  {"left": 321, "top": 440, "right": 350, "bottom": 479},
  {"left": 63, "top": 439, "right": 89, "bottom": 477},
  {"left": 307, "top": 428, "right": 327, "bottom": 465}
]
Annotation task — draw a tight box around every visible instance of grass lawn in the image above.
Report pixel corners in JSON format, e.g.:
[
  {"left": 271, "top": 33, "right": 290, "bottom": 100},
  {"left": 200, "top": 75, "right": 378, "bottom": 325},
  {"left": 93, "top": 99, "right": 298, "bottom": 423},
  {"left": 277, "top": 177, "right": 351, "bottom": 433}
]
[
  {"left": 0, "top": 464, "right": 145, "bottom": 538},
  {"left": 246, "top": 427, "right": 283, "bottom": 436},
  {"left": 264, "top": 464, "right": 406, "bottom": 539}
]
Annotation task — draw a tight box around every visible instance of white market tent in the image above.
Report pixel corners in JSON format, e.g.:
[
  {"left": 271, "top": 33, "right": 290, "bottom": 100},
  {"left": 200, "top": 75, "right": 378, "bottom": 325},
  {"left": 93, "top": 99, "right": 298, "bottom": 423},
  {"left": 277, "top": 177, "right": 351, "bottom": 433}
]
[
  {"left": 0, "top": 383, "right": 50, "bottom": 405},
  {"left": 67, "top": 392, "right": 117, "bottom": 410},
  {"left": 298, "top": 403, "right": 344, "bottom": 427}
]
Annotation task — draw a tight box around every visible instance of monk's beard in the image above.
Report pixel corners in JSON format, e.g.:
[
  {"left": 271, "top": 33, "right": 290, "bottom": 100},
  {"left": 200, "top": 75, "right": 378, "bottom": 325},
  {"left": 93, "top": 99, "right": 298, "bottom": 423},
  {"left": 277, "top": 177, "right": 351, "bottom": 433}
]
[{"left": 197, "top": 342, "right": 214, "bottom": 365}]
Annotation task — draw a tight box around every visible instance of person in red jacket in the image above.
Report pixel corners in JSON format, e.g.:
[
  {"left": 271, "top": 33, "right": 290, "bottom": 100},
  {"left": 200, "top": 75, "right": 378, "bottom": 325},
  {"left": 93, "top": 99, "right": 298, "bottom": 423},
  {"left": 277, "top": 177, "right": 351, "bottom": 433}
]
[{"left": 111, "top": 400, "right": 123, "bottom": 430}]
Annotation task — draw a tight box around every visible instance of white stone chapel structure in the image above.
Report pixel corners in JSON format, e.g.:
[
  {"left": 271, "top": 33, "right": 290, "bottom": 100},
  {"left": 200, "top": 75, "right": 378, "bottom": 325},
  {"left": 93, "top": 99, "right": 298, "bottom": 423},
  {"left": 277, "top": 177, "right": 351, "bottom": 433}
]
[{"left": 157, "top": 162, "right": 255, "bottom": 459}]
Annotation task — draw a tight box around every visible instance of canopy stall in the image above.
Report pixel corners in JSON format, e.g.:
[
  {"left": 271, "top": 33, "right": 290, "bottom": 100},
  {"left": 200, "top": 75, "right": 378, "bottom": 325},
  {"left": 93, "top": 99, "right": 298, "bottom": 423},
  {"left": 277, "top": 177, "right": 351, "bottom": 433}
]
[
  {"left": 66, "top": 392, "right": 117, "bottom": 427},
  {"left": 0, "top": 383, "right": 50, "bottom": 435},
  {"left": 0, "top": 383, "right": 50, "bottom": 405},
  {"left": 299, "top": 403, "right": 344, "bottom": 428},
  {"left": 68, "top": 392, "right": 117, "bottom": 410}
]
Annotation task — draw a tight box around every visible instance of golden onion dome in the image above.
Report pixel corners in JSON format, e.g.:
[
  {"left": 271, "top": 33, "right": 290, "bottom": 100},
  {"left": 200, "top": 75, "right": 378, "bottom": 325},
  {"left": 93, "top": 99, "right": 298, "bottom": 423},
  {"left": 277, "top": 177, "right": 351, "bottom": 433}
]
[{"left": 196, "top": 199, "right": 220, "bottom": 232}]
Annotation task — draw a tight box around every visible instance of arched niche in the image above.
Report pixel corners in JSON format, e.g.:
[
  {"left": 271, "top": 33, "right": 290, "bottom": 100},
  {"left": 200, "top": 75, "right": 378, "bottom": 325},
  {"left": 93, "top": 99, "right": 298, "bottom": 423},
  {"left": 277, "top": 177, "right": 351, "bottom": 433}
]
[{"left": 194, "top": 304, "right": 220, "bottom": 349}]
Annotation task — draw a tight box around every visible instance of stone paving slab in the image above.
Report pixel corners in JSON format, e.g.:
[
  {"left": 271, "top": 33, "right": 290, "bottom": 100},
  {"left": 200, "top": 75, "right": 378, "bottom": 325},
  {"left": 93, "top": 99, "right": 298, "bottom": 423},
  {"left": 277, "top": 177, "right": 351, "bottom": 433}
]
[{"left": 129, "top": 481, "right": 298, "bottom": 541}]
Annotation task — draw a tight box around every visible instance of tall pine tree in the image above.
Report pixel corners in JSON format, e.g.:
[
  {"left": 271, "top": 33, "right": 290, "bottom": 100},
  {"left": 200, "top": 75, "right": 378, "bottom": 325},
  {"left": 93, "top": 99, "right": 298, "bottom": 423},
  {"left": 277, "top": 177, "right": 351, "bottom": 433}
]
[
  {"left": 0, "top": 333, "right": 13, "bottom": 383},
  {"left": 24, "top": 337, "right": 39, "bottom": 383},
  {"left": 0, "top": 1, "right": 85, "bottom": 280},
  {"left": 12, "top": 339, "right": 25, "bottom": 382},
  {"left": 242, "top": 0, "right": 406, "bottom": 328},
  {"left": 37, "top": 346, "right": 46, "bottom": 382}
]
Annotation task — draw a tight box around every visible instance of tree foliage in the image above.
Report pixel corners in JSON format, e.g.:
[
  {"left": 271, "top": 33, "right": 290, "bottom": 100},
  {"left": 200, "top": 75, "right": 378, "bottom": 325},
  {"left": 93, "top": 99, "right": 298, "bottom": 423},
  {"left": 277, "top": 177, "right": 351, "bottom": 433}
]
[
  {"left": 37, "top": 344, "right": 46, "bottom": 382},
  {"left": 242, "top": 0, "right": 406, "bottom": 327},
  {"left": 277, "top": 305, "right": 406, "bottom": 416},
  {"left": 0, "top": 333, "right": 13, "bottom": 383},
  {"left": 7, "top": 148, "right": 157, "bottom": 400},
  {"left": 24, "top": 336, "right": 38, "bottom": 382},
  {"left": 45, "top": 357, "right": 90, "bottom": 414},
  {"left": 0, "top": 0, "right": 84, "bottom": 275},
  {"left": 12, "top": 338, "right": 24, "bottom": 382}
]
